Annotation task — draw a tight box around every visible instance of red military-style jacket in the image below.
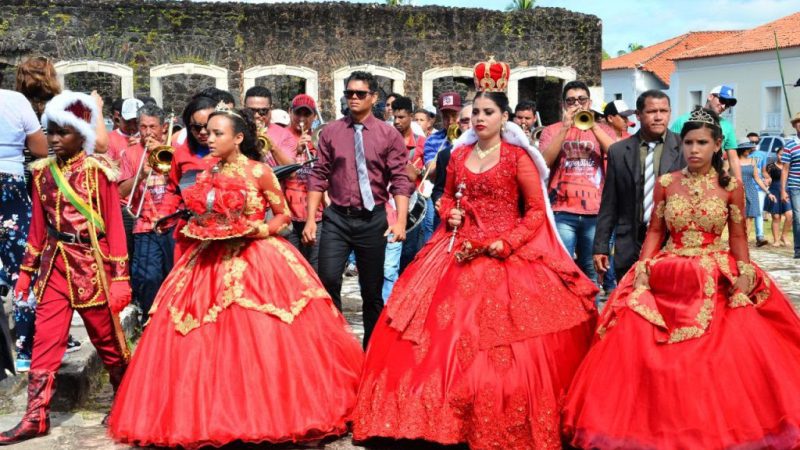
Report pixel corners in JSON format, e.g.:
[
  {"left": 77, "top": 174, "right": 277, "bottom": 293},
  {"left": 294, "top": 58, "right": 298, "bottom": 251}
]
[{"left": 19, "top": 152, "right": 129, "bottom": 308}]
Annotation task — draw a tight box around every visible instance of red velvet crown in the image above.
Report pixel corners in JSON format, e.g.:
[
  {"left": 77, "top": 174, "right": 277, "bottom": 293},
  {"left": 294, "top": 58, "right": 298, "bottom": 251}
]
[{"left": 473, "top": 57, "right": 510, "bottom": 93}]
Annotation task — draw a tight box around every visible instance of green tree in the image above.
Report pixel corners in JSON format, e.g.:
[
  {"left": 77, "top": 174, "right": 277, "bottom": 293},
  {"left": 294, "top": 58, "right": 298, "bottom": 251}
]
[
  {"left": 602, "top": 49, "right": 610, "bottom": 60},
  {"left": 616, "top": 42, "right": 645, "bottom": 57},
  {"left": 506, "top": 0, "right": 536, "bottom": 11},
  {"left": 627, "top": 42, "right": 644, "bottom": 52},
  {"left": 386, "top": 0, "right": 411, "bottom": 5}
]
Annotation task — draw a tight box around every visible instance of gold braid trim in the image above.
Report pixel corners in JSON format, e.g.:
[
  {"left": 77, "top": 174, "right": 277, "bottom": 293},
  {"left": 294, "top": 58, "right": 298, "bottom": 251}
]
[
  {"left": 28, "top": 157, "right": 55, "bottom": 172},
  {"left": 84, "top": 155, "right": 120, "bottom": 182}
]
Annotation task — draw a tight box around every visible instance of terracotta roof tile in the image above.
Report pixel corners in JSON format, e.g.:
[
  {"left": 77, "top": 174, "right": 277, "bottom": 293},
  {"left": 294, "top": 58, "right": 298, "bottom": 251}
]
[
  {"left": 674, "top": 12, "right": 800, "bottom": 60},
  {"left": 603, "top": 31, "right": 738, "bottom": 85}
]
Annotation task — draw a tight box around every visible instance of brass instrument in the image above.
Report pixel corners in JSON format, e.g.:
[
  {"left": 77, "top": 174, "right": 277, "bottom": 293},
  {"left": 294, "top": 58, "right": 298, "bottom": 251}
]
[
  {"left": 148, "top": 144, "right": 174, "bottom": 174},
  {"left": 299, "top": 122, "right": 313, "bottom": 164},
  {"left": 258, "top": 129, "right": 276, "bottom": 164},
  {"left": 574, "top": 110, "right": 595, "bottom": 131},
  {"left": 311, "top": 124, "right": 326, "bottom": 148},
  {"left": 446, "top": 123, "right": 462, "bottom": 142},
  {"left": 531, "top": 126, "right": 545, "bottom": 146},
  {"left": 126, "top": 113, "right": 175, "bottom": 218}
]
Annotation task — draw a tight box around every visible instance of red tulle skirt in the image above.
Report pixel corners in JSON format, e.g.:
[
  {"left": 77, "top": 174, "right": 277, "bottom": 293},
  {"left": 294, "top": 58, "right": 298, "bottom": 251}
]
[
  {"left": 107, "top": 237, "right": 364, "bottom": 449},
  {"left": 352, "top": 235, "right": 597, "bottom": 450},
  {"left": 563, "top": 257, "right": 800, "bottom": 450}
]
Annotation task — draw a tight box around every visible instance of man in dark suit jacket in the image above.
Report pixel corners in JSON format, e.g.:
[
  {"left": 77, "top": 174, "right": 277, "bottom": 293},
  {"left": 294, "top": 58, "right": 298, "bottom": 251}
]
[{"left": 593, "top": 90, "right": 687, "bottom": 282}]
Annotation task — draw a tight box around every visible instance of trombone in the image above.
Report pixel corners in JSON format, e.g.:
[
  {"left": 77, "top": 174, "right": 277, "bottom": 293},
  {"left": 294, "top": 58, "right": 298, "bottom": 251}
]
[{"left": 126, "top": 114, "right": 175, "bottom": 218}]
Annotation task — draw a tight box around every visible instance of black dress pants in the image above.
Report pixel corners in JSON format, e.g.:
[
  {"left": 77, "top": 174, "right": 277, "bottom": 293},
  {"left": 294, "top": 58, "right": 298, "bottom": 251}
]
[{"left": 318, "top": 205, "right": 387, "bottom": 348}]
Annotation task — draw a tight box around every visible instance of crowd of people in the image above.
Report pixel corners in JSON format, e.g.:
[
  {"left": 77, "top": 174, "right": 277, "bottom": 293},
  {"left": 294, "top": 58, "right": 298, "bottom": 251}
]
[{"left": 0, "top": 54, "right": 799, "bottom": 449}]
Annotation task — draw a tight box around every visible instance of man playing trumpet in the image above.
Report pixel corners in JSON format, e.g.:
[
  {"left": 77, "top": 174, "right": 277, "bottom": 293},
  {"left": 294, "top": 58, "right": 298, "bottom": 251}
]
[
  {"left": 539, "top": 81, "right": 614, "bottom": 289},
  {"left": 118, "top": 103, "right": 176, "bottom": 325}
]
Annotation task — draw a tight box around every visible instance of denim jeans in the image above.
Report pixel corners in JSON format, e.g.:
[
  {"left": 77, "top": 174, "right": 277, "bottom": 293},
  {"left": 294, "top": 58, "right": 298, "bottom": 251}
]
[
  {"left": 554, "top": 212, "right": 598, "bottom": 285},
  {"left": 382, "top": 236, "right": 402, "bottom": 303},
  {"left": 422, "top": 198, "right": 437, "bottom": 244},
  {"left": 132, "top": 230, "right": 175, "bottom": 321},
  {"left": 789, "top": 189, "right": 800, "bottom": 257},
  {"left": 755, "top": 190, "right": 766, "bottom": 240}
]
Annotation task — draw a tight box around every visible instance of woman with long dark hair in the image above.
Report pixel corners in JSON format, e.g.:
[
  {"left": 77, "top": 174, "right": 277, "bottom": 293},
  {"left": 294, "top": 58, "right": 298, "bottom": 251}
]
[
  {"left": 352, "top": 60, "right": 598, "bottom": 449},
  {"left": 562, "top": 108, "right": 800, "bottom": 449},
  {"left": 162, "top": 95, "right": 219, "bottom": 262},
  {"left": 108, "top": 106, "right": 363, "bottom": 449}
]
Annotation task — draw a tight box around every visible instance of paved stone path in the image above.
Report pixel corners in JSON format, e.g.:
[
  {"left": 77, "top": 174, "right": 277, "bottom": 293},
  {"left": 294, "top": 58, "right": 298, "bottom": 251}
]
[{"left": 1, "top": 247, "right": 797, "bottom": 449}]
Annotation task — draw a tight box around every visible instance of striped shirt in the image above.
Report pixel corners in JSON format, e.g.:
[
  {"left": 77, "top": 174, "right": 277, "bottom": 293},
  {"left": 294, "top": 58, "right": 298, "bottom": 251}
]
[{"left": 781, "top": 136, "right": 800, "bottom": 191}]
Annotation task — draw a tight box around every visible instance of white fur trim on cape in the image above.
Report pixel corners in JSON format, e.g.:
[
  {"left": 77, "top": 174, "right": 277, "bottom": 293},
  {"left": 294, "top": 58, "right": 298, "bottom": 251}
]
[
  {"left": 452, "top": 121, "right": 567, "bottom": 254},
  {"left": 41, "top": 91, "right": 99, "bottom": 154}
]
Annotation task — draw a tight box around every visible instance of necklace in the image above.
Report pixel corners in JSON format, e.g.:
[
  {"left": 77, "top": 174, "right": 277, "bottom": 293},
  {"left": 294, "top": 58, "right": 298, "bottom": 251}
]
[{"left": 475, "top": 142, "right": 501, "bottom": 160}]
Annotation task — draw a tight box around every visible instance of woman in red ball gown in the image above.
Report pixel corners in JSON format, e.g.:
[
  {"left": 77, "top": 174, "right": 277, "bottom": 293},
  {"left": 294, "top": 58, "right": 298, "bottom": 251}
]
[
  {"left": 352, "top": 60, "right": 598, "bottom": 450},
  {"left": 107, "top": 107, "right": 364, "bottom": 449},
  {"left": 562, "top": 108, "right": 800, "bottom": 450}
]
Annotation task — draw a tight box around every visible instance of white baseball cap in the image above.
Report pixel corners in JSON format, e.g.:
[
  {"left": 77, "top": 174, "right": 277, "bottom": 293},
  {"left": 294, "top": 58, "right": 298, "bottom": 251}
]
[
  {"left": 120, "top": 98, "right": 144, "bottom": 121},
  {"left": 271, "top": 109, "right": 290, "bottom": 127}
]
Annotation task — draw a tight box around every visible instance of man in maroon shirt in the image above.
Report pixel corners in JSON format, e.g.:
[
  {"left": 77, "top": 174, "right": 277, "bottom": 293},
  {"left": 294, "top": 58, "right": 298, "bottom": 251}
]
[{"left": 303, "top": 71, "right": 413, "bottom": 347}]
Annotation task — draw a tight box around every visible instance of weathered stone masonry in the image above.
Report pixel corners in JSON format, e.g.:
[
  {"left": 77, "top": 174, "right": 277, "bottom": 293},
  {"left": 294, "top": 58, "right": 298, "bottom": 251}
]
[{"left": 0, "top": 0, "right": 601, "bottom": 123}]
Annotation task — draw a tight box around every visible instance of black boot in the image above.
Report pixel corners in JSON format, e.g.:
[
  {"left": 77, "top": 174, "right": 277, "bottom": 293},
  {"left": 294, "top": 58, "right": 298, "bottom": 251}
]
[
  {"left": 0, "top": 370, "right": 56, "bottom": 445},
  {"left": 102, "top": 363, "right": 127, "bottom": 426}
]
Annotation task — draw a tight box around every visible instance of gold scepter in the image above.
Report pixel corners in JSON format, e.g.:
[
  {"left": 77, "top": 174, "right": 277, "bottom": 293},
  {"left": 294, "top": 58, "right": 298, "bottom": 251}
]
[{"left": 447, "top": 182, "right": 466, "bottom": 253}]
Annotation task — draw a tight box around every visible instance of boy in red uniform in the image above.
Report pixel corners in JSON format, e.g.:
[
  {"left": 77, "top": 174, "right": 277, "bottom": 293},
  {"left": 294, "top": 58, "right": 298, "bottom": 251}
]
[{"left": 1, "top": 91, "right": 131, "bottom": 444}]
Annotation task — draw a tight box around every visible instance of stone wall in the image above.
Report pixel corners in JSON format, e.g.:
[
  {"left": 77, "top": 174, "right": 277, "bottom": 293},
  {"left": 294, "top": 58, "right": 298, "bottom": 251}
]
[{"left": 0, "top": 0, "right": 602, "bottom": 121}]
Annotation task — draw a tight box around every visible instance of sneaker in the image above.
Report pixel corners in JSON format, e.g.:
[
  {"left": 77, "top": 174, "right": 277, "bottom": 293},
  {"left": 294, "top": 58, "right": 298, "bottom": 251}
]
[
  {"left": 65, "top": 335, "right": 82, "bottom": 353},
  {"left": 15, "top": 354, "right": 31, "bottom": 373},
  {"left": 756, "top": 239, "right": 769, "bottom": 248}
]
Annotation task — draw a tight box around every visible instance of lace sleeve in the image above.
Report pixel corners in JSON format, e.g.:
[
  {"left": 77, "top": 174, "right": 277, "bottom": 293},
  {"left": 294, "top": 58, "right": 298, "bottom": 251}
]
[
  {"left": 638, "top": 175, "right": 668, "bottom": 260},
  {"left": 257, "top": 164, "right": 291, "bottom": 236},
  {"left": 504, "top": 151, "right": 546, "bottom": 251},
  {"left": 727, "top": 178, "right": 750, "bottom": 264}
]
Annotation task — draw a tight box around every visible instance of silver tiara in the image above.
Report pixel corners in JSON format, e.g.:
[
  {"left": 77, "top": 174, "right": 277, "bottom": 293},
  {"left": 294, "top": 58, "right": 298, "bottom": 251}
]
[
  {"left": 687, "top": 109, "right": 719, "bottom": 127},
  {"left": 214, "top": 100, "right": 243, "bottom": 119}
]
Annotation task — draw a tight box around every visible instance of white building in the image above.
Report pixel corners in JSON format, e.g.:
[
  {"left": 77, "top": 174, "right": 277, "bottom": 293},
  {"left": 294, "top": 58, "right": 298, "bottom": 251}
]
[
  {"left": 602, "top": 31, "right": 737, "bottom": 111},
  {"left": 671, "top": 12, "right": 800, "bottom": 137}
]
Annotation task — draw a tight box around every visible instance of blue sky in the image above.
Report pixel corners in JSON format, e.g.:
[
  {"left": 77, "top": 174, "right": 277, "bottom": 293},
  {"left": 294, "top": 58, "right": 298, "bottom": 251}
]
[{"left": 209, "top": 0, "right": 799, "bottom": 55}]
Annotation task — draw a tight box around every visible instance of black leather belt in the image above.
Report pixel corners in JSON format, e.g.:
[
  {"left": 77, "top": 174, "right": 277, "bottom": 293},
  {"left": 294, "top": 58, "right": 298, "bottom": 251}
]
[
  {"left": 330, "top": 204, "right": 384, "bottom": 218},
  {"left": 47, "top": 224, "right": 104, "bottom": 244}
]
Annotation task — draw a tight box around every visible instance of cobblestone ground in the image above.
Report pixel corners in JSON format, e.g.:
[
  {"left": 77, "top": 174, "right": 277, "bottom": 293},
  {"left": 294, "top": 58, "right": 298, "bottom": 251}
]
[{"left": 1, "top": 247, "right": 797, "bottom": 449}]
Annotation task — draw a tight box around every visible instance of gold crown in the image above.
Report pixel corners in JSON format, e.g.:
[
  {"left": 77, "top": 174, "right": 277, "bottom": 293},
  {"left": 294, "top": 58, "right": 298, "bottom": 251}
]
[
  {"left": 215, "top": 100, "right": 243, "bottom": 119},
  {"left": 687, "top": 108, "right": 719, "bottom": 127}
]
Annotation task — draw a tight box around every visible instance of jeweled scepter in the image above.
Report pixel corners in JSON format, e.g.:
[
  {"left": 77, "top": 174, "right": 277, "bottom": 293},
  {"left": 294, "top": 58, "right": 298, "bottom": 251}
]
[{"left": 447, "top": 182, "right": 466, "bottom": 253}]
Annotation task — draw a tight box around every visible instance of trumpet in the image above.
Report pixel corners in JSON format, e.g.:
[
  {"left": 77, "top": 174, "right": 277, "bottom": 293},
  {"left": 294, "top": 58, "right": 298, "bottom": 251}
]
[
  {"left": 299, "top": 122, "right": 314, "bottom": 165},
  {"left": 126, "top": 113, "right": 175, "bottom": 218},
  {"left": 258, "top": 128, "right": 277, "bottom": 165},
  {"left": 574, "top": 110, "right": 595, "bottom": 131},
  {"left": 446, "top": 123, "right": 462, "bottom": 143}
]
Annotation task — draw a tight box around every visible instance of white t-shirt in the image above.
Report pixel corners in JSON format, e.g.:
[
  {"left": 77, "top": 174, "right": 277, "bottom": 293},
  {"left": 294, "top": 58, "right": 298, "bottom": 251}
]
[{"left": 0, "top": 90, "right": 41, "bottom": 176}]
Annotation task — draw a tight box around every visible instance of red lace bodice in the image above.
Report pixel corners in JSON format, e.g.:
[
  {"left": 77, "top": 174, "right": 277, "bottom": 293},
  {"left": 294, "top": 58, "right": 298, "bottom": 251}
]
[{"left": 439, "top": 142, "right": 545, "bottom": 251}]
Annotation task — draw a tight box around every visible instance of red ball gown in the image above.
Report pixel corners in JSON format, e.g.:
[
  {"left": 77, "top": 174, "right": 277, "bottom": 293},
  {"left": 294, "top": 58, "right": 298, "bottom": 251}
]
[
  {"left": 352, "top": 142, "right": 598, "bottom": 449},
  {"left": 563, "top": 168, "right": 800, "bottom": 450},
  {"left": 108, "top": 155, "right": 364, "bottom": 449}
]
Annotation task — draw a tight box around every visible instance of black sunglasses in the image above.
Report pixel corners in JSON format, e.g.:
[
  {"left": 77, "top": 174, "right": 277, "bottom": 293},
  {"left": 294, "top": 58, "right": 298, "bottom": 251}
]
[
  {"left": 344, "top": 90, "right": 372, "bottom": 100},
  {"left": 189, "top": 122, "right": 207, "bottom": 133},
  {"left": 252, "top": 107, "right": 271, "bottom": 116},
  {"left": 458, "top": 118, "right": 471, "bottom": 124}
]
